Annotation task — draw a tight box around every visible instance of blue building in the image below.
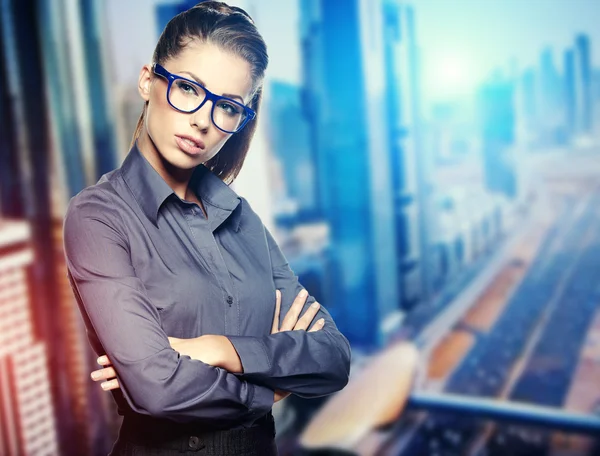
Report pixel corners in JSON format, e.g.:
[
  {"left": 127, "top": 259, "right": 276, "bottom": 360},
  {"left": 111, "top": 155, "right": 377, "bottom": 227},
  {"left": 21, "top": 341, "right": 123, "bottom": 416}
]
[
  {"left": 266, "top": 81, "right": 318, "bottom": 223},
  {"left": 564, "top": 49, "right": 576, "bottom": 136},
  {"left": 538, "top": 48, "right": 565, "bottom": 144},
  {"left": 300, "top": 0, "right": 411, "bottom": 348},
  {"left": 79, "top": 1, "right": 118, "bottom": 177},
  {"left": 522, "top": 69, "right": 536, "bottom": 124},
  {"left": 574, "top": 34, "right": 592, "bottom": 134},
  {"left": 38, "top": 1, "right": 118, "bottom": 195},
  {"left": 381, "top": 0, "right": 429, "bottom": 311},
  {"left": 479, "top": 76, "right": 517, "bottom": 199}
]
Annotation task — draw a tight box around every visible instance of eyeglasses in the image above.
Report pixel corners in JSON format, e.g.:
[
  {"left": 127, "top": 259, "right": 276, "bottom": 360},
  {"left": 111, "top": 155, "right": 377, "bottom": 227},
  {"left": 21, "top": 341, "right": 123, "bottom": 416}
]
[{"left": 152, "top": 63, "right": 256, "bottom": 134}]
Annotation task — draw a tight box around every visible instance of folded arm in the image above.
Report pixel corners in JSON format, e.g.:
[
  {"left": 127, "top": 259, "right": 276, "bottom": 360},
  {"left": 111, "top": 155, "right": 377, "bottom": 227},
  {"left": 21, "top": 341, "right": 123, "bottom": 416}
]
[
  {"left": 63, "top": 191, "right": 274, "bottom": 425},
  {"left": 226, "top": 226, "right": 352, "bottom": 398}
]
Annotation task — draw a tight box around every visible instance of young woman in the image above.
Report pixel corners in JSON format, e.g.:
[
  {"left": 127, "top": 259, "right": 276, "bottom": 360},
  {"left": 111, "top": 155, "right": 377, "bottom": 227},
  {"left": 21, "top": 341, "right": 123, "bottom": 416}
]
[{"left": 62, "top": 2, "right": 351, "bottom": 455}]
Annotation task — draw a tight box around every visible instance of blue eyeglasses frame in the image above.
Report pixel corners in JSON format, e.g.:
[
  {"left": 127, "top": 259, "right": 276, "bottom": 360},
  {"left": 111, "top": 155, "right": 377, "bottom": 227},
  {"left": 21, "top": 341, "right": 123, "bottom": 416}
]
[{"left": 152, "top": 63, "right": 256, "bottom": 134}]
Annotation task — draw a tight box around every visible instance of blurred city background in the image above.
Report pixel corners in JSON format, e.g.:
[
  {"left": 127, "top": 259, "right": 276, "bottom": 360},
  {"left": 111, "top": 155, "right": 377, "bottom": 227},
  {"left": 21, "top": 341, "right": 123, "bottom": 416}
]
[{"left": 1, "top": 0, "right": 600, "bottom": 454}]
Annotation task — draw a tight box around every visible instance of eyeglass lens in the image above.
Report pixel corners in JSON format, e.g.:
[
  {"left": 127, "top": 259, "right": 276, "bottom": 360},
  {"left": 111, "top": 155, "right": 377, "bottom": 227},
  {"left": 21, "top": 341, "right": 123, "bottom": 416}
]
[{"left": 169, "top": 79, "right": 246, "bottom": 132}]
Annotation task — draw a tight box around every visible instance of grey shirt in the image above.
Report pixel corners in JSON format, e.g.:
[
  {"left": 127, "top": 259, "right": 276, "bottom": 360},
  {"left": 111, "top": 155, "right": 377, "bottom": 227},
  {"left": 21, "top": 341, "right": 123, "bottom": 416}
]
[{"left": 63, "top": 142, "right": 351, "bottom": 429}]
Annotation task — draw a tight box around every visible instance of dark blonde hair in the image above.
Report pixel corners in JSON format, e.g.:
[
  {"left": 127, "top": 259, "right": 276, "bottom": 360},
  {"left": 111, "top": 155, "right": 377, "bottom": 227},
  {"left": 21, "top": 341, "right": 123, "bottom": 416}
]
[{"left": 130, "top": 1, "right": 268, "bottom": 184}]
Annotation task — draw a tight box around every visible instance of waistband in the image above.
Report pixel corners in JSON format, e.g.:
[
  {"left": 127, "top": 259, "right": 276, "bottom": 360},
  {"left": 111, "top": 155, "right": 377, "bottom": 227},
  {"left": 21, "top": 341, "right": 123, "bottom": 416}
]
[{"left": 117, "top": 410, "right": 276, "bottom": 453}]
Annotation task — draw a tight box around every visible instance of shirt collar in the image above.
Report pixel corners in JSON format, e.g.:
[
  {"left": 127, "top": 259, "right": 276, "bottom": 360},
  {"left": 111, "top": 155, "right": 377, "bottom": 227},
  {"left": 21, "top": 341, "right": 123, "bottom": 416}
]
[{"left": 120, "top": 141, "right": 242, "bottom": 231}]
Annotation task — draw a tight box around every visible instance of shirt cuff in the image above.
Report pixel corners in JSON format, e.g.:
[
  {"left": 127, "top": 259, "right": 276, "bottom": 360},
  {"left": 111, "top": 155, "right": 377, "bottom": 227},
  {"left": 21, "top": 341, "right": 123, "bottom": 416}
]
[
  {"left": 249, "top": 383, "right": 275, "bottom": 419},
  {"left": 226, "top": 335, "right": 271, "bottom": 376}
]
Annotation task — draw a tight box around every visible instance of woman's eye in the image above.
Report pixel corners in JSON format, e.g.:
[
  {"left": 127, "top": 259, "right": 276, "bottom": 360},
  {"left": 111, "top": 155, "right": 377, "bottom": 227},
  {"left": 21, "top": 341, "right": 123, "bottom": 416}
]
[
  {"left": 176, "top": 81, "right": 199, "bottom": 95},
  {"left": 218, "top": 101, "right": 241, "bottom": 116}
]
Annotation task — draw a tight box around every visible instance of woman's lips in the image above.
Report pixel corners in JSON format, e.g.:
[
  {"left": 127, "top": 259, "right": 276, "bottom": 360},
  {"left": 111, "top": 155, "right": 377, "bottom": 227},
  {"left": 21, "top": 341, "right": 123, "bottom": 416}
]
[{"left": 175, "top": 135, "right": 204, "bottom": 156}]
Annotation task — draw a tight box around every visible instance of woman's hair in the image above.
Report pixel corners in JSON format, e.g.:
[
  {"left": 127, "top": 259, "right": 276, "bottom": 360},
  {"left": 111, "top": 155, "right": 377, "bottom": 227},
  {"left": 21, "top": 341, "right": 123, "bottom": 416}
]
[{"left": 130, "top": 1, "right": 269, "bottom": 184}]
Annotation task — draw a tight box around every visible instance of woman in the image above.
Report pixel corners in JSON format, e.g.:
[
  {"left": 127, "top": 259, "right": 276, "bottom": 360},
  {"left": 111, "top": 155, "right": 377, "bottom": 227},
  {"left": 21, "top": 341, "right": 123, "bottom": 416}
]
[{"left": 62, "top": 2, "right": 351, "bottom": 455}]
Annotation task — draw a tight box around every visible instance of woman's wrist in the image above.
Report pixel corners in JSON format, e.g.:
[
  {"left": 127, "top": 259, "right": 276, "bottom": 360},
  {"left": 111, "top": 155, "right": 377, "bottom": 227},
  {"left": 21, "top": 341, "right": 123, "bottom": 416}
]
[
  {"left": 213, "top": 335, "right": 244, "bottom": 374},
  {"left": 170, "top": 335, "right": 243, "bottom": 374}
]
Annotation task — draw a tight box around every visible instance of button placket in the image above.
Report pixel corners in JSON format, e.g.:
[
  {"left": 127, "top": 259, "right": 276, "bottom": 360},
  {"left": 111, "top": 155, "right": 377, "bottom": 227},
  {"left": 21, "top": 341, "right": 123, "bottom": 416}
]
[
  {"left": 205, "top": 247, "right": 237, "bottom": 334},
  {"left": 189, "top": 201, "right": 240, "bottom": 335},
  {"left": 182, "top": 204, "right": 235, "bottom": 334},
  {"left": 208, "top": 232, "right": 239, "bottom": 334}
]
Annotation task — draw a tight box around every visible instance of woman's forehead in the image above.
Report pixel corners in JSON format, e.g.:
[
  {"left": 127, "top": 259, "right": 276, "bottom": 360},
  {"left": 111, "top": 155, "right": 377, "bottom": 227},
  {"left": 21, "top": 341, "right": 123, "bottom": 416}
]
[{"left": 166, "top": 42, "right": 254, "bottom": 101}]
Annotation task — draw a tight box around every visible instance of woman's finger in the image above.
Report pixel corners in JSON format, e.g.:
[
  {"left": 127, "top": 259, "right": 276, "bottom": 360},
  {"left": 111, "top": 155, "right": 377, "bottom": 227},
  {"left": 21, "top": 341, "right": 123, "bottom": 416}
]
[
  {"left": 90, "top": 366, "right": 117, "bottom": 382},
  {"left": 307, "top": 318, "right": 325, "bottom": 332},
  {"left": 271, "top": 290, "right": 282, "bottom": 334},
  {"left": 280, "top": 289, "right": 309, "bottom": 332},
  {"left": 97, "top": 355, "right": 111, "bottom": 366},
  {"left": 100, "top": 378, "right": 120, "bottom": 391},
  {"left": 293, "top": 301, "right": 321, "bottom": 331}
]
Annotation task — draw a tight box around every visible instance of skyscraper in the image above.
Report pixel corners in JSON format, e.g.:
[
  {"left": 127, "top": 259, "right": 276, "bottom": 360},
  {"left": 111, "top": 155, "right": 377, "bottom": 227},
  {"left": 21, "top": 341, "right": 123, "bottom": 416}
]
[
  {"left": 300, "top": 0, "right": 401, "bottom": 348},
  {"left": 479, "top": 76, "right": 517, "bottom": 199},
  {"left": 574, "top": 34, "right": 592, "bottom": 134},
  {"left": 520, "top": 68, "right": 538, "bottom": 140},
  {"left": 0, "top": 221, "right": 59, "bottom": 456},
  {"left": 266, "top": 81, "right": 318, "bottom": 221},
  {"left": 538, "top": 47, "right": 563, "bottom": 144},
  {"left": 381, "top": 0, "right": 429, "bottom": 310},
  {"left": 563, "top": 49, "right": 576, "bottom": 136}
]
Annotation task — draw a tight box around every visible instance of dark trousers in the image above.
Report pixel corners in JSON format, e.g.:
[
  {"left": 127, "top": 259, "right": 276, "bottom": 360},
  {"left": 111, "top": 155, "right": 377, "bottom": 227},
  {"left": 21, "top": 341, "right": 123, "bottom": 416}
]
[{"left": 108, "top": 411, "right": 278, "bottom": 456}]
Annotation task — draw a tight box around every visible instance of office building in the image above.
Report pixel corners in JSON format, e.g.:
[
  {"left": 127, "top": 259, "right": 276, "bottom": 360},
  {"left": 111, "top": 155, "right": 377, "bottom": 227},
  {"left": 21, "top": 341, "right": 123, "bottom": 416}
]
[
  {"left": 300, "top": 0, "right": 404, "bottom": 347},
  {"left": 479, "top": 76, "right": 517, "bottom": 199},
  {"left": 574, "top": 34, "right": 592, "bottom": 134},
  {"left": 0, "top": 221, "right": 59, "bottom": 456}
]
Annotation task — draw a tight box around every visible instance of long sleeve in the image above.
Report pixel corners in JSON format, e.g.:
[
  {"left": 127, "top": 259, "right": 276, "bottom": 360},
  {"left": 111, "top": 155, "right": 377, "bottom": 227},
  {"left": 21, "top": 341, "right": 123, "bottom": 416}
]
[
  {"left": 63, "top": 191, "right": 274, "bottom": 425},
  {"left": 226, "top": 226, "right": 351, "bottom": 398}
]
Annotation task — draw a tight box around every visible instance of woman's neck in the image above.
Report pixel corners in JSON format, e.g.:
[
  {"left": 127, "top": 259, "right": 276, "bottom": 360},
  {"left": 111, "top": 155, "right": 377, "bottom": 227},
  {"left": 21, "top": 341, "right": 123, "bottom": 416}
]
[{"left": 136, "top": 130, "right": 197, "bottom": 203}]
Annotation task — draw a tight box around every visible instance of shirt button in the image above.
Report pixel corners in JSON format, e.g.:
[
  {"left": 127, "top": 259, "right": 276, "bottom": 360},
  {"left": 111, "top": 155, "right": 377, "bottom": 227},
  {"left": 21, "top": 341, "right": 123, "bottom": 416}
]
[
  {"left": 226, "top": 295, "right": 233, "bottom": 306},
  {"left": 188, "top": 435, "right": 200, "bottom": 449}
]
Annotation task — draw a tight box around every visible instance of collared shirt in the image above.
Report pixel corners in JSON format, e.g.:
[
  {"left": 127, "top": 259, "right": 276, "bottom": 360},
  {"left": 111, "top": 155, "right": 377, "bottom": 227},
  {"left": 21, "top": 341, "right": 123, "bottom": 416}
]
[{"left": 62, "top": 141, "right": 351, "bottom": 429}]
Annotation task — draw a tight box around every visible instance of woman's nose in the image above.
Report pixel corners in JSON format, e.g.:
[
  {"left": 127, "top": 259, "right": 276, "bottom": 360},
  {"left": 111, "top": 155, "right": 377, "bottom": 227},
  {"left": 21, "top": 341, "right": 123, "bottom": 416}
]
[{"left": 190, "top": 101, "right": 212, "bottom": 131}]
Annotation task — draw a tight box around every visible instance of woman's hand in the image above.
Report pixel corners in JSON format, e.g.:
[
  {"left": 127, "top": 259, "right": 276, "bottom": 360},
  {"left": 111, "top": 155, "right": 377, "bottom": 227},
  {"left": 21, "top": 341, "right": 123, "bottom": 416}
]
[
  {"left": 272, "top": 289, "right": 324, "bottom": 334},
  {"left": 90, "top": 335, "right": 237, "bottom": 392},
  {"left": 90, "top": 355, "right": 119, "bottom": 391},
  {"left": 269, "top": 289, "right": 324, "bottom": 403}
]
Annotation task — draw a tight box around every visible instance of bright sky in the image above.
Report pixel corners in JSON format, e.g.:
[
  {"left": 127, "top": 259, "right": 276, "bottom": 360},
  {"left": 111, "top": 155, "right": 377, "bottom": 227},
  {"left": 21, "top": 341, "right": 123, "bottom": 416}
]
[{"left": 414, "top": 0, "right": 600, "bottom": 103}]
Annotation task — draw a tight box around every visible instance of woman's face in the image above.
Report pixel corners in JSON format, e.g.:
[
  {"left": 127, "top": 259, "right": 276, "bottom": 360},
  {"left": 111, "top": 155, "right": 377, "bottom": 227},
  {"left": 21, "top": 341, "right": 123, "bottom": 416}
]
[{"left": 138, "top": 40, "right": 254, "bottom": 170}]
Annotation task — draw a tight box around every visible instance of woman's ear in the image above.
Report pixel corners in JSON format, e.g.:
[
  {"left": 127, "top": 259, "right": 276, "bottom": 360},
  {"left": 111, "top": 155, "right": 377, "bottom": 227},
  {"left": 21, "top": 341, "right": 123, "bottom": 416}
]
[{"left": 138, "top": 64, "right": 153, "bottom": 101}]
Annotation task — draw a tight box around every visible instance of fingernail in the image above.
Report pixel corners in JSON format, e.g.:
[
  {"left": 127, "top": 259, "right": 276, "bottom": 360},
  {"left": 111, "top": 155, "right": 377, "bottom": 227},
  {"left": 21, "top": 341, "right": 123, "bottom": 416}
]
[
  {"left": 91, "top": 371, "right": 100, "bottom": 380},
  {"left": 311, "top": 302, "right": 320, "bottom": 309},
  {"left": 300, "top": 289, "right": 308, "bottom": 297},
  {"left": 97, "top": 356, "right": 106, "bottom": 364},
  {"left": 101, "top": 382, "right": 109, "bottom": 389},
  {"left": 319, "top": 318, "right": 325, "bottom": 325}
]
